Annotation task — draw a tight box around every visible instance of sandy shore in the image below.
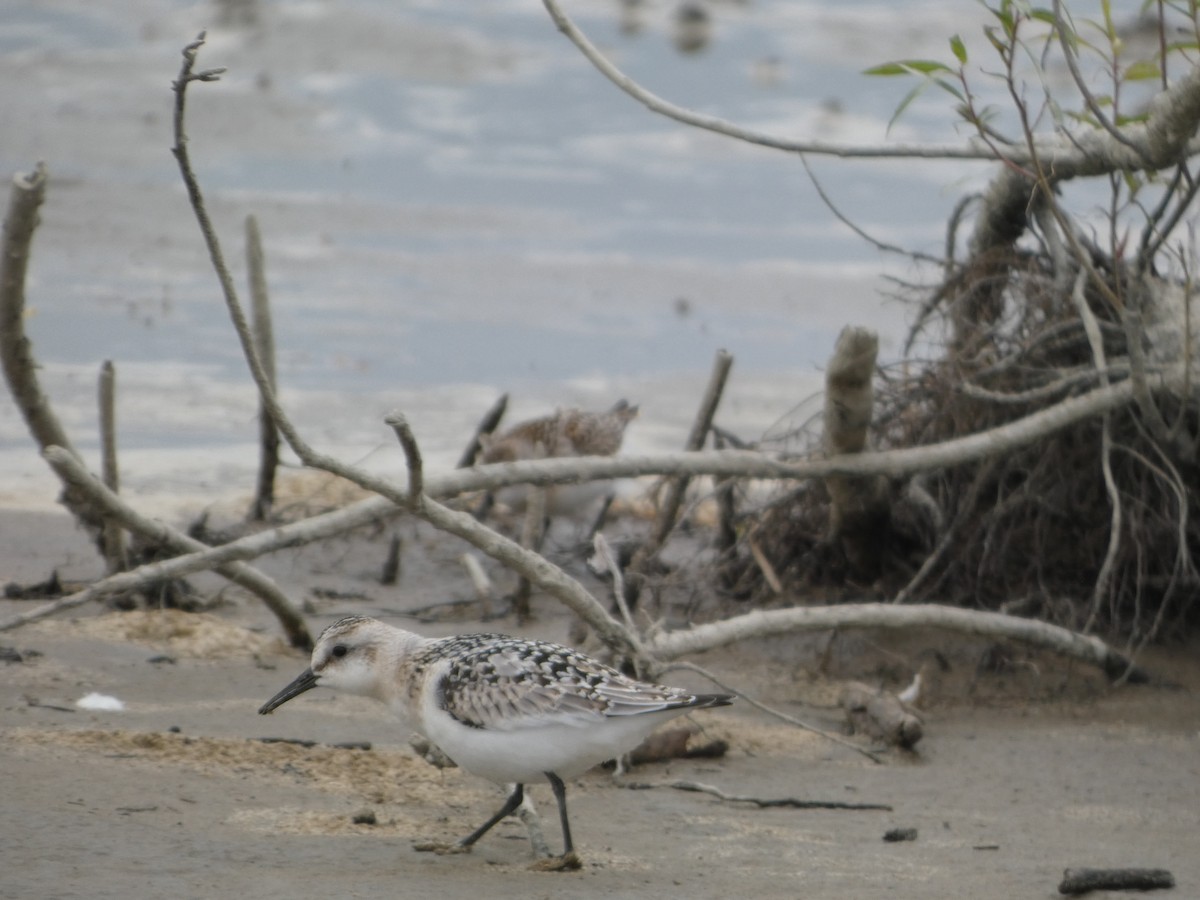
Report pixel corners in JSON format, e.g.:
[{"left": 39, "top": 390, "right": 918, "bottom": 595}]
[{"left": 1, "top": 507, "right": 1198, "bottom": 899}]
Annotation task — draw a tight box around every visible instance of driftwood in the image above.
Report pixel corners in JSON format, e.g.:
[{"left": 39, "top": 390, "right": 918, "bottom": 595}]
[
  {"left": 1058, "top": 867, "right": 1175, "bottom": 895},
  {"left": 630, "top": 780, "right": 892, "bottom": 812},
  {"left": 839, "top": 681, "right": 923, "bottom": 750},
  {"left": 649, "top": 603, "right": 1146, "bottom": 681}
]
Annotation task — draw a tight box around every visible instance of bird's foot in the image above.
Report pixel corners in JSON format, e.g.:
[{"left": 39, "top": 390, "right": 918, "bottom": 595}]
[
  {"left": 413, "top": 840, "right": 471, "bottom": 855},
  {"left": 528, "top": 851, "right": 582, "bottom": 872}
]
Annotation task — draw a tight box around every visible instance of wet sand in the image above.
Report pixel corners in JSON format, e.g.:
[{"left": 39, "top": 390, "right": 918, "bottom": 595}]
[{"left": 1, "top": 508, "right": 1197, "bottom": 900}]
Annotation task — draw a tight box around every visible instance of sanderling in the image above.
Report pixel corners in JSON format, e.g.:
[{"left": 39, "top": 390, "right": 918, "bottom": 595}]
[
  {"left": 259, "top": 615, "right": 731, "bottom": 869},
  {"left": 477, "top": 400, "right": 639, "bottom": 464},
  {"left": 476, "top": 400, "right": 639, "bottom": 519}
]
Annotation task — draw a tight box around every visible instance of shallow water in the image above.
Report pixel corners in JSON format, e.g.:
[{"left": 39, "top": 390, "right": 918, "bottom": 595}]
[{"left": 0, "top": 0, "right": 1155, "bottom": 510}]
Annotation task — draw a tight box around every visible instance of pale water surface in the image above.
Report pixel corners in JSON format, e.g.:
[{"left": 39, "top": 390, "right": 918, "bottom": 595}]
[{"left": 0, "top": 0, "right": 1151, "bottom": 512}]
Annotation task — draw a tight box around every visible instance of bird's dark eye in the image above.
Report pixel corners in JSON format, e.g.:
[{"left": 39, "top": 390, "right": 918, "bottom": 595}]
[{"left": 331, "top": 644, "right": 348, "bottom": 658}]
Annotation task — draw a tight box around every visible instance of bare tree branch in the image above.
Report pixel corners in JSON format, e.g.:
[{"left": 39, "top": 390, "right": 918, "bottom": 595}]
[
  {"left": 0, "top": 164, "right": 106, "bottom": 535},
  {"left": 97, "top": 360, "right": 126, "bottom": 573},
  {"left": 648, "top": 603, "right": 1144, "bottom": 681},
  {"left": 246, "top": 214, "right": 279, "bottom": 522}
]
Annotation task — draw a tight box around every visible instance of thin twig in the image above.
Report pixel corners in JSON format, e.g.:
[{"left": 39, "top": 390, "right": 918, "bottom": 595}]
[
  {"left": 246, "top": 214, "right": 279, "bottom": 522},
  {"left": 540, "top": 0, "right": 1200, "bottom": 170},
  {"left": 649, "top": 349, "right": 733, "bottom": 552},
  {"left": 591, "top": 533, "right": 635, "bottom": 633},
  {"left": 661, "top": 660, "right": 884, "bottom": 764},
  {"left": 384, "top": 411, "right": 424, "bottom": 502},
  {"left": 457, "top": 393, "right": 508, "bottom": 469},
  {"left": 1071, "top": 267, "right": 1122, "bottom": 635},
  {"left": 636, "top": 779, "right": 892, "bottom": 811},
  {"left": 97, "top": 360, "right": 126, "bottom": 573},
  {"left": 1052, "top": 0, "right": 1153, "bottom": 166}
]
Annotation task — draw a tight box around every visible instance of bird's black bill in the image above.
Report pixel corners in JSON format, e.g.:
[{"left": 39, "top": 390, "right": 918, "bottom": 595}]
[{"left": 258, "top": 668, "right": 319, "bottom": 715}]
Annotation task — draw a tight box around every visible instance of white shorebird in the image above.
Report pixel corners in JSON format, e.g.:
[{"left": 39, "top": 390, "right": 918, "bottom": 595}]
[{"left": 259, "top": 615, "right": 732, "bottom": 868}]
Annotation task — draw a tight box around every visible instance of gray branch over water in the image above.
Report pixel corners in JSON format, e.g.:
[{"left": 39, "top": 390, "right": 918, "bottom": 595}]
[{"left": 541, "top": 0, "right": 1200, "bottom": 170}]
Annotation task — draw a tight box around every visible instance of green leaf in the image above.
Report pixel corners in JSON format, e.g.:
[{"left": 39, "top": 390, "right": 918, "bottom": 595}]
[
  {"left": 933, "top": 77, "right": 965, "bottom": 103},
  {"left": 1165, "top": 40, "right": 1200, "bottom": 54},
  {"left": 885, "top": 81, "right": 930, "bottom": 134},
  {"left": 863, "top": 59, "right": 955, "bottom": 77},
  {"left": 863, "top": 63, "right": 914, "bottom": 76},
  {"left": 1123, "top": 59, "right": 1162, "bottom": 81},
  {"left": 950, "top": 34, "right": 968, "bottom": 64}
]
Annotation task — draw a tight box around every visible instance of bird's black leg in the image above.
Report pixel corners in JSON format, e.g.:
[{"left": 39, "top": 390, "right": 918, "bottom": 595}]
[
  {"left": 545, "top": 772, "right": 574, "bottom": 856},
  {"left": 524, "top": 772, "right": 581, "bottom": 871},
  {"left": 458, "top": 783, "right": 525, "bottom": 848}
]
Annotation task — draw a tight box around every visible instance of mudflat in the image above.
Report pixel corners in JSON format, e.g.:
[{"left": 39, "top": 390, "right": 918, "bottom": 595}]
[{"left": 1, "top": 509, "right": 1197, "bottom": 900}]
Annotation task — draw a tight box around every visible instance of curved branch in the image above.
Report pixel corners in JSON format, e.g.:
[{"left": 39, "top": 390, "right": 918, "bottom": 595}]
[
  {"left": 0, "top": 164, "right": 105, "bottom": 534},
  {"left": 542, "top": 0, "right": 990, "bottom": 162},
  {"left": 647, "top": 603, "right": 1145, "bottom": 682}
]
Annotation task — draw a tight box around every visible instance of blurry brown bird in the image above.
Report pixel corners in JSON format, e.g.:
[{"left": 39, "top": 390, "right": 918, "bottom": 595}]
[
  {"left": 476, "top": 400, "right": 639, "bottom": 520},
  {"left": 478, "top": 400, "right": 638, "bottom": 464}
]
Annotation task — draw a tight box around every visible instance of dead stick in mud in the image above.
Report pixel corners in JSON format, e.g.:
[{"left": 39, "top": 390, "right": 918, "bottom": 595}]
[
  {"left": 512, "top": 481, "right": 546, "bottom": 623},
  {"left": 13, "top": 447, "right": 313, "bottom": 650},
  {"left": 461, "top": 395, "right": 510, "bottom": 521},
  {"left": 98, "top": 360, "right": 127, "bottom": 574},
  {"left": 623, "top": 349, "right": 733, "bottom": 610},
  {"left": 823, "top": 326, "right": 890, "bottom": 579},
  {"left": 246, "top": 214, "right": 280, "bottom": 522},
  {"left": 712, "top": 431, "right": 738, "bottom": 558},
  {"left": 651, "top": 348, "right": 733, "bottom": 551},
  {"left": 380, "top": 532, "right": 401, "bottom": 586},
  {"left": 457, "top": 393, "right": 509, "bottom": 468},
  {"left": 1058, "top": 868, "right": 1174, "bottom": 895},
  {"left": 591, "top": 533, "right": 636, "bottom": 633}
]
